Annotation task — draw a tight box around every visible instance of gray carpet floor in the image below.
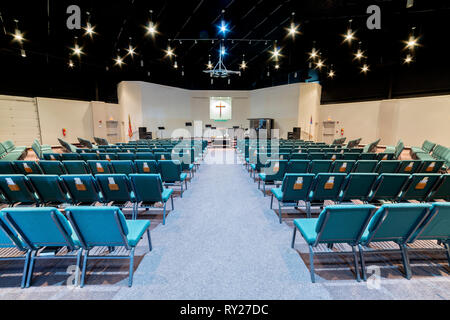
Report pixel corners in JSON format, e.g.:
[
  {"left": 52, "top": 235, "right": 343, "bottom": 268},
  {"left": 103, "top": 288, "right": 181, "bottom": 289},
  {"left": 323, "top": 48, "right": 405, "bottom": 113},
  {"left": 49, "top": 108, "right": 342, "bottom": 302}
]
[{"left": 0, "top": 148, "right": 449, "bottom": 300}]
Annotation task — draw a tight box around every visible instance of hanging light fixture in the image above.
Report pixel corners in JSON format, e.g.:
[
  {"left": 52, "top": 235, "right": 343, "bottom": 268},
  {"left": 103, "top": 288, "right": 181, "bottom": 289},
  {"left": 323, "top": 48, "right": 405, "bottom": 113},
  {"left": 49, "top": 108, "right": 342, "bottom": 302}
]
[
  {"left": 114, "top": 55, "right": 125, "bottom": 67},
  {"left": 361, "top": 64, "right": 370, "bottom": 74},
  {"left": 354, "top": 42, "right": 365, "bottom": 61},
  {"left": 404, "top": 54, "right": 413, "bottom": 64},
  {"left": 68, "top": 60, "right": 75, "bottom": 68},
  {"left": 146, "top": 10, "right": 158, "bottom": 36},
  {"left": 71, "top": 37, "right": 83, "bottom": 57},
  {"left": 328, "top": 65, "right": 336, "bottom": 78},
  {"left": 315, "top": 59, "right": 325, "bottom": 70},
  {"left": 12, "top": 20, "right": 25, "bottom": 43},
  {"left": 404, "top": 27, "right": 420, "bottom": 51},
  {"left": 308, "top": 42, "right": 319, "bottom": 60},
  {"left": 126, "top": 38, "right": 137, "bottom": 58},
  {"left": 83, "top": 12, "right": 96, "bottom": 39},
  {"left": 286, "top": 12, "right": 300, "bottom": 38}
]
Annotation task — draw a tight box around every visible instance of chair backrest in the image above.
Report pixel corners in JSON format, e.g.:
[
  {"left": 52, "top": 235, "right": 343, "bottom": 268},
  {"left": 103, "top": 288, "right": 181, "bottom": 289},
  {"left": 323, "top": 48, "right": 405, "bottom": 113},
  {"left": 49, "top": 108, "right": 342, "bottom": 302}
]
[
  {"left": 369, "top": 174, "right": 410, "bottom": 202},
  {"left": 117, "top": 153, "right": 136, "bottom": 161},
  {"left": 428, "top": 174, "right": 450, "bottom": 201},
  {"left": 154, "top": 152, "right": 172, "bottom": 161},
  {"left": 423, "top": 140, "right": 436, "bottom": 153},
  {"left": 324, "top": 153, "right": 343, "bottom": 161},
  {"left": 63, "top": 161, "right": 90, "bottom": 175},
  {"left": 39, "top": 161, "right": 66, "bottom": 175},
  {"left": 99, "top": 153, "right": 118, "bottom": 161},
  {"left": 65, "top": 206, "right": 130, "bottom": 249},
  {"left": 375, "top": 160, "right": 400, "bottom": 173},
  {"left": 43, "top": 153, "right": 62, "bottom": 161},
  {"left": 96, "top": 174, "right": 133, "bottom": 203},
  {"left": 394, "top": 140, "right": 404, "bottom": 159},
  {"left": 135, "top": 152, "right": 155, "bottom": 161},
  {"left": 310, "top": 173, "right": 347, "bottom": 201},
  {"left": 2, "top": 141, "right": 15, "bottom": 152},
  {"left": 87, "top": 160, "right": 113, "bottom": 175},
  {"left": 159, "top": 160, "right": 182, "bottom": 182},
  {"left": 309, "top": 160, "right": 332, "bottom": 174},
  {"left": 61, "top": 153, "right": 81, "bottom": 161},
  {"left": 313, "top": 205, "right": 377, "bottom": 245},
  {"left": 353, "top": 160, "right": 378, "bottom": 173},
  {"left": 418, "top": 160, "right": 444, "bottom": 173},
  {"left": 289, "top": 153, "right": 308, "bottom": 160},
  {"left": 376, "top": 153, "right": 394, "bottom": 161},
  {"left": 359, "top": 153, "right": 377, "bottom": 160},
  {"left": 281, "top": 174, "right": 315, "bottom": 202},
  {"left": 0, "top": 175, "right": 37, "bottom": 205},
  {"left": 363, "top": 204, "right": 431, "bottom": 244},
  {"left": 340, "top": 173, "right": 379, "bottom": 202},
  {"left": 13, "top": 161, "right": 42, "bottom": 175},
  {"left": 0, "top": 219, "right": 24, "bottom": 250},
  {"left": 129, "top": 174, "right": 163, "bottom": 203},
  {"left": 399, "top": 174, "right": 441, "bottom": 202},
  {"left": 110, "top": 160, "right": 136, "bottom": 175},
  {"left": 398, "top": 160, "right": 422, "bottom": 174},
  {"left": 80, "top": 153, "right": 99, "bottom": 161},
  {"left": 262, "top": 160, "right": 288, "bottom": 181},
  {"left": 135, "top": 160, "right": 159, "bottom": 174},
  {"left": 286, "top": 160, "right": 310, "bottom": 173},
  {"left": 308, "top": 153, "right": 325, "bottom": 160},
  {"left": 28, "top": 175, "right": 69, "bottom": 204},
  {"left": 413, "top": 203, "right": 450, "bottom": 242},
  {"left": 342, "top": 153, "right": 360, "bottom": 161},
  {"left": 0, "top": 161, "right": 17, "bottom": 175},
  {"left": 331, "top": 160, "right": 356, "bottom": 174},
  {"left": 1, "top": 207, "right": 77, "bottom": 250},
  {"left": 61, "top": 175, "right": 102, "bottom": 204}
]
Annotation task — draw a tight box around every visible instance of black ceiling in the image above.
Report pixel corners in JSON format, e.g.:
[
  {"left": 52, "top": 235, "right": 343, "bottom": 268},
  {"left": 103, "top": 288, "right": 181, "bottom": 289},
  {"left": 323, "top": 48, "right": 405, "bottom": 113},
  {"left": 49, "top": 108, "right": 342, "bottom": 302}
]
[{"left": 1, "top": 0, "right": 450, "bottom": 103}]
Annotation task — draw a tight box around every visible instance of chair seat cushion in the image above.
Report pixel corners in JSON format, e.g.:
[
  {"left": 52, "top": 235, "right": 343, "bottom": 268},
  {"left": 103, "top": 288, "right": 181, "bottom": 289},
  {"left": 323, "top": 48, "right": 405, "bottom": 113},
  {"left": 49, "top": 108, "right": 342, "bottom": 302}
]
[
  {"left": 271, "top": 188, "right": 283, "bottom": 201},
  {"left": 294, "top": 219, "right": 319, "bottom": 245},
  {"left": 126, "top": 220, "right": 151, "bottom": 247},
  {"left": 384, "top": 146, "right": 395, "bottom": 154},
  {"left": 417, "top": 153, "right": 435, "bottom": 161},
  {"left": 411, "top": 147, "right": 426, "bottom": 155},
  {"left": 259, "top": 173, "right": 266, "bottom": 181},
  {"left": 162, "top": 188, "right": 173, "bottom": 202},
  {"left": 180, "top": 173, "right": 187, "bottom": 181}
]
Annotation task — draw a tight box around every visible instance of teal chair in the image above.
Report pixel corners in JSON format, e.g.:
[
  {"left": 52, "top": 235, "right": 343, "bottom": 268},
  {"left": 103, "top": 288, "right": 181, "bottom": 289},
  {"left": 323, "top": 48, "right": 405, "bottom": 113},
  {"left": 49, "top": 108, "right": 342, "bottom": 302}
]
[
  {"left": 375, "top": 160, "right": 400, "bottom": 173},
  {"left": 43, "top": 153, "right": 62, "bottom": 161},
  {"left": 427, "top": 174, "right": 450, "bottom": 201},
  {"left": 96, "top": 174, "right": 134, "bottom": 208},
  {"left": 310, "top": 173, "right": 347, "bottom": 204},
  {"left": 331, "top": 160, "right": 356, "bottom": 174},
  {"left": 135, "top": 153, "right": 155, "bottom": 161},
  {"left": 0, "top": 207, "right": 82, "bottom": 288},
  {"left": 398, "top": 160, "right": 422, "bottom": 174},
  {"left": 0, "top": 175, "right": 38, "bottom": 206},
  {"left": 159, "top": 160, "right": 188, "bottom": 198},
  {"left": 65, "top": 206, "right": 152, "bottom": 288},
  {"left": 342, "top": 153, "right": 360, "bottom": 161},
  {"left": 0, "top": 161, "right": 17, "bottom": 174},
  {"left": 292, "top": 205, "right": 377, "bottom": 282},
  {"left": 289, "top": 153, "right": 308, "bottom": 160},
  {"left": 0, "top": 219, "right": 28, "bottom": 288},
  {"left": 399, "top": 174, "right": 441, "bottom": 202},
  {"left": 368, "top": 174, "right": 410, "bottom": 203},
  {"left": 258, "top": 160, "right": 288, "bottom": 196},
  {"left": 411, "top": 203, "right": 450, "bottom": 267},
  {"left": 418, "top": 160, "right": 445, "bottom": 173},
  {"left": 154, "top": 152, "right": 172, "bottom": 161},
  {"left": 359, "top": 153, "right": 377, "bottom": 160},
  {"left": 80, "top": 153, "right": 99, "bottom": 161},
  {"left": 39, "top": 161, "right": 66, "bottom": 175},
  {"left": 286, "top": 160, "right": 310, "bottom": 173},
  {"left": 87, "top": 160, "right": 113, "bottom": 175},
  {"left": 324, "top": 153, "right": 343, "bottom": 161},
  {"left": 309, "top": 160, "right": 332, "bottom": 174},
  {"left": 99, "top": 153, "right": 118, "bottom": 161},
  {"left": 61, "top": 153, "right": 81, "bottom": 161},
  {"left": 359, "top": 204, "right": 431, "bottom": 280},
  {"left": 117, "top": 153, "right": 136, "bottom": 161},
  {"left": 61, "top": 175, "right": 102, "bottom": 205},
  {"left": 13, "top": 161, "right": 42, "bottom": 175},
  {"left": 270, "top": 174, "right": 315, "bottom": 223},
  {"left": 411, "top": 140, "right": 436, "bottom": 157},
  {"left": 172, "top": 148, "right": 196, "bottom": 179},
  {"left": 110, "top": 160, "right": 136, "bottom": 175},
  {"left": 308, "top": 153, "right": 325, "bottom": 160},
  {"left": 63, "top": 161, "right": 90, "bottom": 175},
  {"left": 135, "top": 160, "right": 159, "bottom": 174},
  {"left": 339, "top": 173, "right": 379, "bottom": 202},
  {"left": 129, "top": 174, "right": 174, "bottom": 224},
  {"left": 353, "top": 160, "right": 378, "bottom": 173},
  {"left": 28, "top": 175, "right": 70, "bottom": 206}
]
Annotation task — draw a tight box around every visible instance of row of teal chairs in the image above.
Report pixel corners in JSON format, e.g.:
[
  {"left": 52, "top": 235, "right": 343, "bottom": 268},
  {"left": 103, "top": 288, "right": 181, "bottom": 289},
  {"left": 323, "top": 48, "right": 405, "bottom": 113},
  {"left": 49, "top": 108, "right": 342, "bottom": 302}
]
[
  {"left": 0, "top": 206, "right": 151, "bottom": 288},
  {"left": 0, "top": 160, "right": 194, "bottom": 181},
  {"left": 0, "top": 174, "right": 176, "bottom": 224},
  {"left": 252, "top": 160, "right": 445, "bottom": 184},
  {"left": 292, "top": 203, "right": 450, "bottom": 282},
  {"left": 0, "top": 141, "right": 27, "bottom": 161},
  {"left": 269, "top": 173, "right": 450, "bottom": 223}
]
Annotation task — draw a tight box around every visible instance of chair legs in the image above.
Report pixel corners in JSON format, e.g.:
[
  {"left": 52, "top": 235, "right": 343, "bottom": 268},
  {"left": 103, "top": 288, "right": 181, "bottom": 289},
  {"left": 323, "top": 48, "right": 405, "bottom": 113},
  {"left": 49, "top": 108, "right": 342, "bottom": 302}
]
[
  {"left": 25, "top": 251, "right": 37, "bottom": 288},
  {"left": 309, "top": 245, "right": 316, "bottom": 283},
  {"left": 270, "top": 194, "right": 274, "bottom": 209},
  {"left": 163, "top": 202, "right": 167, "bottom": 225},
  {"left": 352, "top": 245, "right": 361, "bottom": 282},
  {"left": 278, "top": 201, "right": 282, "bottom": 224},
  {"left": 75, "top": 248, "right": 83, "bottom": 287},
  {"left": 128, "top": 247, "right": 135, "bottom": 287},
  {"left": 80, "top": 250, "right": 89, "bottom": 288},
  {"left": 21, "top": 250, "right": 31, "bottom": 289},
  {"left": 180, "top": 181, "right": 184, "bottom": 198},
  {"left": 306, "top": 201, "right": 311, "bottom": 218},
  {"left": 291, "top": 228, "right": 297, "bottom": 249},
  {"left": 400, "top": 244, "right": 412, "bottom": 280},
  {"left": 171, "top": 195, "right": 174, "bottom": 210},
  {"left": 359, "top": 244, "right": 367, "bottom": 281},
  {"left": 147, "top": 229, "right": 152, "bottom": 252},
  {"left": 263, "top": 182, "right": 266, "bottom": 197},
  {"left": 445, "top": 242, "right": 450, "bottom": 266}
]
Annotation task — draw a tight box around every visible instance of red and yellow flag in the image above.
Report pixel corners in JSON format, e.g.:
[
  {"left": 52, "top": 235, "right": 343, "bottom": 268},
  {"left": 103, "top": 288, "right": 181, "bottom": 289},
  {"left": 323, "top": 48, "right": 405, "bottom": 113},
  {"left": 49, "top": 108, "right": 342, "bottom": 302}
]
[{"left": 128, "top": 115, "right": 133, "bottom": 138}]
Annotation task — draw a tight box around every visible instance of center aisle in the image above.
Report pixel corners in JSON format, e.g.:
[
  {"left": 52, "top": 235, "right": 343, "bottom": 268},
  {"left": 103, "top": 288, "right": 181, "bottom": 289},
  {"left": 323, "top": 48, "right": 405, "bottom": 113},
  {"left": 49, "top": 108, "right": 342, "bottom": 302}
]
[{"left": 113, "top": 148, "right": 330, "bottom": 300}]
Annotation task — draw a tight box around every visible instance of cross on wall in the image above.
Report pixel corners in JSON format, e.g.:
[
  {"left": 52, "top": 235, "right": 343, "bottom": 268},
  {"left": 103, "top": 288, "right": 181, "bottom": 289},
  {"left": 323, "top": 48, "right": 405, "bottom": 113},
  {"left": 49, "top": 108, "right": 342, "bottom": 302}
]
[{"left": 216, "top": 103, "right": 226, "bottom": 118}]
